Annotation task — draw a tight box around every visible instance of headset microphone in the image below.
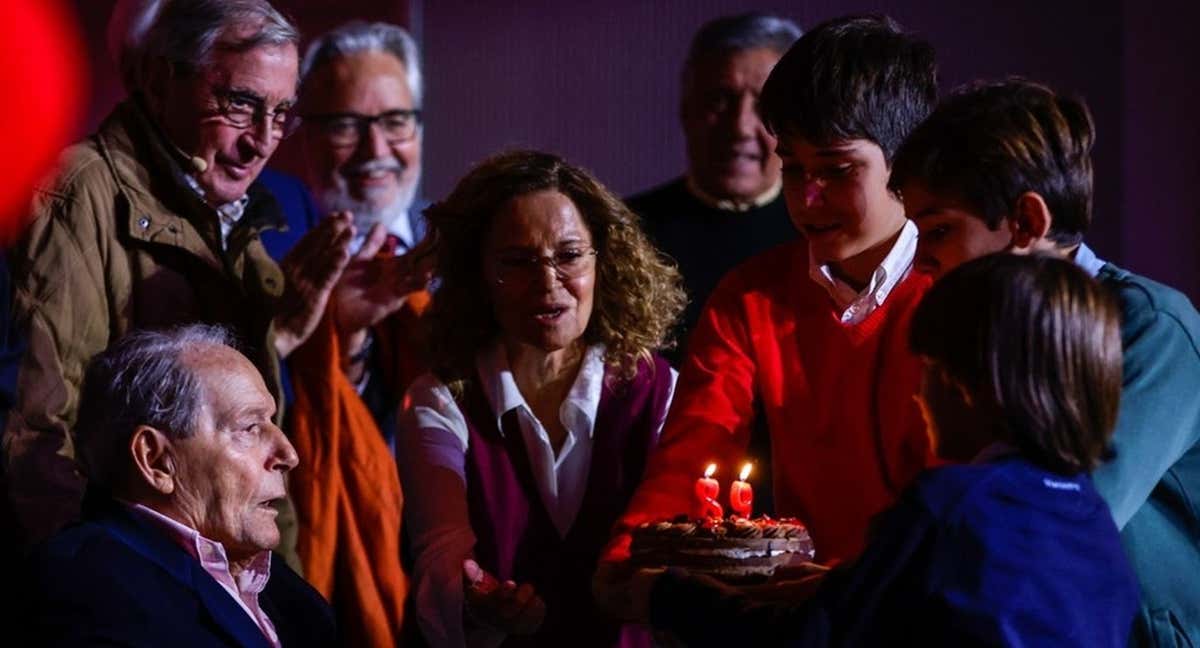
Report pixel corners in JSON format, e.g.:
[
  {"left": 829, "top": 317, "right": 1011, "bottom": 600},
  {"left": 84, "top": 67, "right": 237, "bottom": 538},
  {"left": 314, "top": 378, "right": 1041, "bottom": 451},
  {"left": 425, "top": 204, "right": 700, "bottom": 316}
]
[{"left": 171, "top": 142, "right": 208, "bottom": 174}]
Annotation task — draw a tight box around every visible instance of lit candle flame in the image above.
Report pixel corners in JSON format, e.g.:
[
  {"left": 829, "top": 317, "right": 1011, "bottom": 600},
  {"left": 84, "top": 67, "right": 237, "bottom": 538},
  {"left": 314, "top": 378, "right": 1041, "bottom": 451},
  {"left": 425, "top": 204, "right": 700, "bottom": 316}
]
[
  {"left": 739, "top": 462, "right": 753, "bottom": 481},
  {"left": 704, "top": 463, "right": 717, "bottom": 478}
]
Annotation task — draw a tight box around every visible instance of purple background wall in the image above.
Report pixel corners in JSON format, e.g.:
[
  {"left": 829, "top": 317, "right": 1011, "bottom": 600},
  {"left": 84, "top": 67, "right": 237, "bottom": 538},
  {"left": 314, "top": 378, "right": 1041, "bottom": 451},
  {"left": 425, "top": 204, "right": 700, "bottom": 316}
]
[
  {"left": 71, "top": 0, "right": 1200, "bottom": 301},
  {"left": 417, "top": 0, "right": 1199, "bottom": 301}
]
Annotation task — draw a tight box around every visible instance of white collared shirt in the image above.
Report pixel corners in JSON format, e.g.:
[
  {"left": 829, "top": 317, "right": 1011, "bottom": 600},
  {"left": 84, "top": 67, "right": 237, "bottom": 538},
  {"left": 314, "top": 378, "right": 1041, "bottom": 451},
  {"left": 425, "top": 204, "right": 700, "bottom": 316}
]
[
  {"left": 348, "top": 201, "right": 417, "bottom": 256},
  {"left": 397, "top": 343, "right": 676, "bottom": 647},
  {"left": 478, "top": 342, "right": 606, "bottom": 534},
  {"left": 1073, "top": 242, "right": 1106, "bottom": 278},
  {"left": 808, "top": 219, "right": 918, "bottom": 324},
  {"left": 123, "top": 502, "right": 280, "bottom": 647},
  {"left": 407, "top": 343, "right": 608, "bottom": 535}
]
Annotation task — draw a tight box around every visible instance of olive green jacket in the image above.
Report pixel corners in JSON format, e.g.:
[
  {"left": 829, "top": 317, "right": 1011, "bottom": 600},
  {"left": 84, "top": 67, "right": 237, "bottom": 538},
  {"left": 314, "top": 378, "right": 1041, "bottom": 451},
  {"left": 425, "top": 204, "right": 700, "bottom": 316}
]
[{"left": 3, "top": 98, "right": 287, "bottom": 547}]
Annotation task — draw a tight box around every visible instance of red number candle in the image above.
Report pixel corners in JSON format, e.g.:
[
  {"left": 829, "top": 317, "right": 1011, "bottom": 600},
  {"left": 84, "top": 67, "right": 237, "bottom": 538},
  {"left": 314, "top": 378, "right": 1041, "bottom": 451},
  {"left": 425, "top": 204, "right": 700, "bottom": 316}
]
[
  {"left": 694, "top": 463, "right": 723, "bottom": 519},
  {"left": 730, "top": 462, "right": 754, "bottom": 518}
]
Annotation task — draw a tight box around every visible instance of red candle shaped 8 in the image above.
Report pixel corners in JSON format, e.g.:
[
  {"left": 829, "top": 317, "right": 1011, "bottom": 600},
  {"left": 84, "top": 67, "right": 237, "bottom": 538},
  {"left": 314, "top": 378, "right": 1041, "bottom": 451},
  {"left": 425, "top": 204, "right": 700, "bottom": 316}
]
[
  {"left": 694, "top": 463, "right": 723, "bottom": 519},
  {"left": 730, "top": 463, "right": 754, "bottom": 517}
]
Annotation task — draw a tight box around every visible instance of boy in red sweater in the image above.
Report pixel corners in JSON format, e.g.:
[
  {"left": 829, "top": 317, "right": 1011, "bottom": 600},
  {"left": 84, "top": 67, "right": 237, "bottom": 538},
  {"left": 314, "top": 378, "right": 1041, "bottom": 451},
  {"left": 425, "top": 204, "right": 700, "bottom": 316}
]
[{"left": 605, "top": 15, "right": 940, "bottom": 566}]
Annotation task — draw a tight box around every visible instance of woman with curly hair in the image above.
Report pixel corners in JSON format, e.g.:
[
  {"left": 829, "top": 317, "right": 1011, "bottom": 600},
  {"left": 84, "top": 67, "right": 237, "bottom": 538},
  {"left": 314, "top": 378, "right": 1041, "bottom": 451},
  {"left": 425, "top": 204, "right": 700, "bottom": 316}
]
[{"left": 397, "top": 150, "right": 686, "bottom": 647}]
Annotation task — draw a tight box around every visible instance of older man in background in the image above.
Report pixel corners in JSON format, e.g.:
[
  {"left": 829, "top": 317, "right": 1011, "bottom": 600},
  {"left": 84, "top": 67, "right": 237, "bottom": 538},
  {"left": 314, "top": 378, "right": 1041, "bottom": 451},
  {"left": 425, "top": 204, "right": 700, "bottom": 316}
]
[
  {"left": 3, "top": 0, "right": 350, "bottom": 551},
  {"left": 275, "top": 21, "right": 432, "bottom": 647},
  {"left": 301, "top": 21, "right": 426, "bottom": 258},
  {"left": 629, "top": 13, "right": 801, "bottom": 359},
  {"left": 21, "top": 326, "right": 337, "bottom": 647},
  {"left": 298, "top": 20, "right": 432, "bottom": 432}
]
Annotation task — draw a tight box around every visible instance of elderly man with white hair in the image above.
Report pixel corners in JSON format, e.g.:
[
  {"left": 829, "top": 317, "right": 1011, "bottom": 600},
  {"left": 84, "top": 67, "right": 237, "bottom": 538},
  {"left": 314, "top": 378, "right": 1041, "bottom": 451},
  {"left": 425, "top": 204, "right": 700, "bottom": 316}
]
[
  {"left": 296, "top": 21, "right": 434, "bottom": 400},
  {"left": 270, "top": 23, "right": 433, "bottom": 647},
  {"left": 22, "top": 325, "right": 337, "bottom": 647},
  {"left": 3, "top": 0, "right": 351, "bottom": 551}
]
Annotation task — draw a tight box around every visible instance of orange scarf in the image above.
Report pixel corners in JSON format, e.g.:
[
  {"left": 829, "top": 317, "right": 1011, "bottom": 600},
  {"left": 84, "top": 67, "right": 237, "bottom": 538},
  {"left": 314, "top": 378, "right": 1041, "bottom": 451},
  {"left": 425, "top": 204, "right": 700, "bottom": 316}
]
[{"left": 288, "top": 292, "right": 429, "bottom": 647}]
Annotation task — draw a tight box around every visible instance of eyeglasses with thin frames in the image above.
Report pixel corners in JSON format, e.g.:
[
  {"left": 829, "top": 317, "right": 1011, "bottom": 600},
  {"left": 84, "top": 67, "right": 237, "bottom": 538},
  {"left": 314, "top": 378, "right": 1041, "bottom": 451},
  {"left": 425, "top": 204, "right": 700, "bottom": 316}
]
[
  {"left": 211, "top": 86, "right": 300, "bottom": 140},
  {"left": 303, "top": 110, "right": 423, "bottom": 148},
  {"left": 493, "top": 247, "right": 597, "bottom": 286}
]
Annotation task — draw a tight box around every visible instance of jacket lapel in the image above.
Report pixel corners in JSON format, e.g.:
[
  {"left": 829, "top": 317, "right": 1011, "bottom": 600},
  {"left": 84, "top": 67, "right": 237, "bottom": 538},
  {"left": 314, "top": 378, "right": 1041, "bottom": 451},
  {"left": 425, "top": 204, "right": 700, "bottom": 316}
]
[{"left": 98, "top": 503, "right": 273, "bottom": 648}]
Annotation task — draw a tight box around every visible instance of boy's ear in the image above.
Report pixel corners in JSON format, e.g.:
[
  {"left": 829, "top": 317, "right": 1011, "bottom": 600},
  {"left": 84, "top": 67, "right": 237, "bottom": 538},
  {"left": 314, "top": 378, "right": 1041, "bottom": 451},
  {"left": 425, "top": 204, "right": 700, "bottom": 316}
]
[
  {"left": 1006, "top": 192, "right": 1053, "bottom": 252},
  {"left": 129, "top": 425, "right": 178, "bottom": 495}
]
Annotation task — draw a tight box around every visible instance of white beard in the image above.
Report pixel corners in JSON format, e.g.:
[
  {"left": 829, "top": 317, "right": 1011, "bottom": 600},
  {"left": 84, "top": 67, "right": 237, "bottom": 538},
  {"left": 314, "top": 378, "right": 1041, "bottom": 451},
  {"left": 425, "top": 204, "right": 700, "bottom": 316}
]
[{"left": 318, "top": 169, "right": 420, "bottom": 254}]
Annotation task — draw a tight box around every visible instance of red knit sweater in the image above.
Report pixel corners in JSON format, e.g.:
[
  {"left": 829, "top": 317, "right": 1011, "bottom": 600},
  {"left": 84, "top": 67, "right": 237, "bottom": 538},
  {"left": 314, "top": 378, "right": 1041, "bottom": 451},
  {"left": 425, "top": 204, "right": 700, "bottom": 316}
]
[{"left": 613, "top": 240, "right": 935, "bottom": 563}]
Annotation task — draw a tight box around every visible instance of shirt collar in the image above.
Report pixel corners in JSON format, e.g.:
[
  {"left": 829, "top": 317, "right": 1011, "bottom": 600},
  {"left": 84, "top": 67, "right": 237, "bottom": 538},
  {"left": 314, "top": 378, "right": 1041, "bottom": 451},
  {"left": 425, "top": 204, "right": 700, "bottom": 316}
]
[
  {"left": 179, "top": 173, "right": 250, "bottom": 250},
  {"left": 121, "top": 501, "right": 272, "bottom": 591},
  {"left": 1072, "top": 242, "right": 1106, "bottom": 278},
  {"left": 386, "top": 206, "right": 415, "bottom": 251},
  {"left": 347, "top": 199, "right": 416, "bottom": 255},
  {"left": 684, "top": 176, "right": 782, "bottom": 212},
  {"left": 136, "top": 93, "right": 248, "bottom": 245},
  {"left": 808, "top": 218, "right": 918, "bottom": 313},
  {"left": 476, "top": 342, "right": 607, "bottom": 439}
]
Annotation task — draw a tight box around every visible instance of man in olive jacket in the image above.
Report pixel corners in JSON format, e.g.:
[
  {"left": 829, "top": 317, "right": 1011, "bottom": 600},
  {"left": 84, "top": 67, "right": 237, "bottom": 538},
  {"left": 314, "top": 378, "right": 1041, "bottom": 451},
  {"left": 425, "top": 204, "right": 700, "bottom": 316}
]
[{"left": 3, "top": 0, "right": 352, "bottom": 554}]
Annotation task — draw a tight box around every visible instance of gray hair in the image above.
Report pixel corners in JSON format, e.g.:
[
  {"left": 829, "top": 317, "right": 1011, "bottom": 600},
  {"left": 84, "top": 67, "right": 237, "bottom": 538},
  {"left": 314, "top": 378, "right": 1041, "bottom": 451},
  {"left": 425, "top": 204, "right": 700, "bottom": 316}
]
[
  {"left": 683, "top": 13, "right": 802, "bottom": 93},
  {"left": 76, "top": 324, "right": 237, "bottom": 490},
  {"left": 301, "top": 21, "right": 423, "bottom": 108},
  {"left": 127, "top": 0, "right": 299, "bottom": 90}
]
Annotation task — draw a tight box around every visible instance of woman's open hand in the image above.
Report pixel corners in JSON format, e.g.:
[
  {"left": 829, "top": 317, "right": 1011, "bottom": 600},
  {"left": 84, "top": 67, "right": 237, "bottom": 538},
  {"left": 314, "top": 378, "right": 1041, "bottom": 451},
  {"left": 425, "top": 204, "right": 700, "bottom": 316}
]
[{"left": 463, "top": 559, "right": 546, "bottom": 635}]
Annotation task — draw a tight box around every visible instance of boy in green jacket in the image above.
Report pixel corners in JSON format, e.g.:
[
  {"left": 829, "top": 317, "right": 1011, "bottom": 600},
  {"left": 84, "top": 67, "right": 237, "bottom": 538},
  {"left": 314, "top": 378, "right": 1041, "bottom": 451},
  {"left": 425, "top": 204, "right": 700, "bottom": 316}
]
[{"left": 890, "top": 77, "right": 1200, "bottom": 646}]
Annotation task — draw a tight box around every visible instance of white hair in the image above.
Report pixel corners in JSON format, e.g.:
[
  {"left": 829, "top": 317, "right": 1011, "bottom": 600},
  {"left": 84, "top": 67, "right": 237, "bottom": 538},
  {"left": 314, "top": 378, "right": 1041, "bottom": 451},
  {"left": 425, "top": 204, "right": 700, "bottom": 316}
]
[
  {"left": 76, "top": 324, "right": 239, "bottom": 489},
  {"left": 682, "top": 13, "right": 802, "bottom": 96},
  {"left": 112, "top": 0, "right": 299, "bottom": 92},
  {"left": 301, "top": 21, "right": 423, "bottom": 108}
]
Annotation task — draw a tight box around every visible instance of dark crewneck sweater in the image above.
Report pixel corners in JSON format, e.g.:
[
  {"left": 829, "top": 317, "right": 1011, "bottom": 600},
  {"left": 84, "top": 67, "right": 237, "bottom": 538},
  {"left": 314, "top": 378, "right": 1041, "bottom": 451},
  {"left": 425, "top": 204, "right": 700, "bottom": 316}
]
[{"left": 628, "top": 176, "right": 797, "bottom": 362}]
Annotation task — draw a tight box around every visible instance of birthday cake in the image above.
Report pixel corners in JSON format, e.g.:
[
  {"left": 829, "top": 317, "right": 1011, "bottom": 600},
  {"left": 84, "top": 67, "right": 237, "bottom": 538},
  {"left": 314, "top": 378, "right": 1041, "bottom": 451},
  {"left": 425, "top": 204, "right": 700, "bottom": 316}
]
[{"left": 629, "top": 514, "right": 816, "bottom": 582}]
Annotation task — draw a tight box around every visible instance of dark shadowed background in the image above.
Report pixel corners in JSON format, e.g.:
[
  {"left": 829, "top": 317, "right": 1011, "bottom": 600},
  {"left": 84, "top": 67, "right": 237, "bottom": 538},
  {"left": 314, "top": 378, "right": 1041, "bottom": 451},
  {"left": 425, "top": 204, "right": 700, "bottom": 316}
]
[{"left": 72, "top": 0, "right": 1200, "bottom": 301}]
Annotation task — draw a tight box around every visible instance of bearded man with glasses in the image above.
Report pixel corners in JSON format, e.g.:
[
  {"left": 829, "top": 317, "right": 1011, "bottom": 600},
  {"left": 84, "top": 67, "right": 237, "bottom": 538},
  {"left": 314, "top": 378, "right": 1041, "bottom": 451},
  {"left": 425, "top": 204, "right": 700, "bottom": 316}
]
[
  {"left": 300, "top": 21, "right": 427, "bottom": 259},
  {"left": 292, "top": 21, "right": 434, "bottom": 397},
  {"left": 273, "top": 21, "right": 436, "bottom": 646},
  {"left": 3, "top": 0, "right": 353, "bottom": 563}
]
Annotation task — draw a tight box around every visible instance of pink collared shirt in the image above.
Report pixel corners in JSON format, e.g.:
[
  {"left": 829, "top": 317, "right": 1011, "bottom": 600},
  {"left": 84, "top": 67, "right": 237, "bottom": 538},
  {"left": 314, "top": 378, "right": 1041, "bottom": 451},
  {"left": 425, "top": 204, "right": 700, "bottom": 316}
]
[{"left": 124, "top": 502, "right": 281, "bottom": 648}]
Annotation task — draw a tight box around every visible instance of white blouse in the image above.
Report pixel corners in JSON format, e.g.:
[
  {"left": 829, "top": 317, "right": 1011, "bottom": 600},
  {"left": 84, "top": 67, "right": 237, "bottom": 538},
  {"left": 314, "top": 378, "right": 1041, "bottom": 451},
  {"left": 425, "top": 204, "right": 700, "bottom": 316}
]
[{"left": 396, "top": 342, "right": 675, "bottom": 647}]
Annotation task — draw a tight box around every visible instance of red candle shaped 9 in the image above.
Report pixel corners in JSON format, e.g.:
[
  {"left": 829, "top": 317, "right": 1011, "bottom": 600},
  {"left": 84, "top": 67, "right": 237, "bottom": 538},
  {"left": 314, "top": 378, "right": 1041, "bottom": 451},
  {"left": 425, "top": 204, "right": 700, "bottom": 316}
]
[
  {"left": 730, "top": 463, "right": 754, "bottom": 517},
  {"left": 694, "top": 463, "right": 722, "bottom": 519}
]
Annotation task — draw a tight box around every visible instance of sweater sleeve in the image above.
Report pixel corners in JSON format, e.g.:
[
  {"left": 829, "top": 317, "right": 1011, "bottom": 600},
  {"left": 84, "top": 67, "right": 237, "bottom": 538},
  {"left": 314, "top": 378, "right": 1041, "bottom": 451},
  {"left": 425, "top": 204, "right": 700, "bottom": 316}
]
[
  {"left": 606, "top": 277, "right": 760, "bottom": 560},
  {"left": 1091, "top": 280, "right": 1200, "bottom": 528}
]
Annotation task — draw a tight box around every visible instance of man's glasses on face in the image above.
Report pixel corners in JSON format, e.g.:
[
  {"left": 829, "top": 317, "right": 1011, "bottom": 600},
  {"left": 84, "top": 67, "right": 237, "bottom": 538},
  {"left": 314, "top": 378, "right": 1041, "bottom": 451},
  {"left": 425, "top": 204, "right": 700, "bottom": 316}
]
[
  {"left": 304, "top": 110, "right": 423, "bottom": 148},
  {"left": 493, "top": 247, "right": 598, "bottom": 287},
  {"left": 212, "top": 86, "right": 300, "bottom": 140}
]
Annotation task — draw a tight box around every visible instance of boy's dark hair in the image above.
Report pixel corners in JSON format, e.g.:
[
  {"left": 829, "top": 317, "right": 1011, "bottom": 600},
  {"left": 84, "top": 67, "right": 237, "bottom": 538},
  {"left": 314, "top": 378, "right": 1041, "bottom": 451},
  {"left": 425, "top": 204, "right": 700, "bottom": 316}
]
[
  {"left": 758, "top": 14, "right": 937, "bottom": 162},
  {"left": 891, "top": 78, "right": 1095, "bottom": 247},
  {"left": 909, "top": 253, "right": 1121, "bottom": 475}
]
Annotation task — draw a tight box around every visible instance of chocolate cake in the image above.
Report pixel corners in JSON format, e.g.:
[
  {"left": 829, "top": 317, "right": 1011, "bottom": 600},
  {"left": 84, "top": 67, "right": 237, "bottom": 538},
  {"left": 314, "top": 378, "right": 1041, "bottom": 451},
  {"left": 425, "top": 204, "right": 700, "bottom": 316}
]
[{"left": 629, "top": 515, "right": 816, "bottom": 582}]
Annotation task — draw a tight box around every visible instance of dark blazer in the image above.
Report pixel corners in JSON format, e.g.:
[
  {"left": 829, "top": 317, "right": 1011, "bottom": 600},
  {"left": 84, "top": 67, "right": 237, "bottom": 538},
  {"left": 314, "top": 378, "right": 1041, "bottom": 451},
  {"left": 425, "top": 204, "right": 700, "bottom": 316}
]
[{"left": 21, "top": 498, "right": 337, "bottom": 647}]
